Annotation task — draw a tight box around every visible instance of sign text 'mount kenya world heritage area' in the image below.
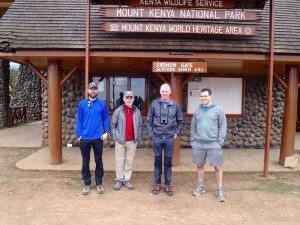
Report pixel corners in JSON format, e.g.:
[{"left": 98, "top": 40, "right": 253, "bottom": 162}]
[{"left": 102, "top": 23, "right": 256, "bottom": 36}]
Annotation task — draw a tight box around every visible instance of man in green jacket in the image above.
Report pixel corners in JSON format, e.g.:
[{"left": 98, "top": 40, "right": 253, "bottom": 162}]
[{"left": 190, "top": 88, "right": 227, "bottom": 202}]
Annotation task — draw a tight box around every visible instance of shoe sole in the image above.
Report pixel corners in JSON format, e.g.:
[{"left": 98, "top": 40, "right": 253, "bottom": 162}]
[
  {"left": 193, "top": 190, "right": 205, "bottom": 196},
  {"left": 124, "top": 186, "right": 134, "bottom": 190},
  {"left": 152, "top": 190, "right": 160, "bottom": 195},
  {"left": 166, "top": 192, "right": 173, "bottom": 196}
]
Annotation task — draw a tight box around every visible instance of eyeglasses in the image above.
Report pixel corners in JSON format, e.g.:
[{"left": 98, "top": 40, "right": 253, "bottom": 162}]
[{"left": 88, "top": 101, "right": 93, "bottom": 109}]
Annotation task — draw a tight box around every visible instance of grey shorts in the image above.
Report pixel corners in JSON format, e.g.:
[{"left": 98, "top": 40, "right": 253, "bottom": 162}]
[{"left": 192, "top": 147, "right": 224, "bottom": 167}]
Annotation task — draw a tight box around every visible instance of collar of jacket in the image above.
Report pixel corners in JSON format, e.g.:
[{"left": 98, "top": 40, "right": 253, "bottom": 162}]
[
  {"left": 120, "top": 104, "right": 137, "bottom": 112},
  {"left": 200, "top": 103, "right": 215, "bottom": 110},
  {"left": 158, "top": 98, "right": 173, "bottom": 105}
]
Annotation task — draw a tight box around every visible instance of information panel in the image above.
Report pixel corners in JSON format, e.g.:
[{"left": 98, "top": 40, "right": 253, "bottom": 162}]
[{"left": 188, "top": 78, "right": 243, "bottom": 114}]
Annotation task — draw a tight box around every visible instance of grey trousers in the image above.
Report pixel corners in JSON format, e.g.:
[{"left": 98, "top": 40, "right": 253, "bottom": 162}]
[{"left": 115, "top": 140, "right": 137, "bottom": 181}]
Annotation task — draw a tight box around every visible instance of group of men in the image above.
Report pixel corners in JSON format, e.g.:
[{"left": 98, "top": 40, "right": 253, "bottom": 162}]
[{"left": 75, "top": 82, "right": 227, "bottom": 202}]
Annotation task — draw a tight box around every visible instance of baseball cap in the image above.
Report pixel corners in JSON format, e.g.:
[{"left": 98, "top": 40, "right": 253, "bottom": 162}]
[
  {"left": 88, "top": 82, "right": 98, "bottom": 89},
  {"left": 124, "top": 91, "right": 134, "bottom": 98}
]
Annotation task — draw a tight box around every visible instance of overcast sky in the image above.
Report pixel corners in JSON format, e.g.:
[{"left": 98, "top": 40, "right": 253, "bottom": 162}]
[{"left": 10, "top": 62, "right": 20, "bottom": 69}]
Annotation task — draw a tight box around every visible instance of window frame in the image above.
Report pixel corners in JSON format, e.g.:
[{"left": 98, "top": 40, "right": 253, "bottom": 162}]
[{"left": 92, "top": 73, "right": 148, "bottom": 115}]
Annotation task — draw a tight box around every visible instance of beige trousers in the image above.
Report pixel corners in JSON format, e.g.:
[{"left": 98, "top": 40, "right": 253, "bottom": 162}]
[{"left": 115, "top": 141, "right": 137, "bottom": 181}]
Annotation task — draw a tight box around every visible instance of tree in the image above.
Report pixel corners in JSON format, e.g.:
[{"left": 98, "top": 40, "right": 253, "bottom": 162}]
[{"left": 10, "top": 67, "right": 18, "bottom": 95}]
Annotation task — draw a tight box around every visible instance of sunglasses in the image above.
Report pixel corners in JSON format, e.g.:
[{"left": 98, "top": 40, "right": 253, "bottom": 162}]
[{"left": 88, "top": 101, "right": 93, "bottom": 109}]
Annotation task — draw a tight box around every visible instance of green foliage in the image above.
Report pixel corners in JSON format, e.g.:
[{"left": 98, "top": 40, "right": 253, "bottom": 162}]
[{"left": 9, "top": 67, "right": 18, "bottom": 95}]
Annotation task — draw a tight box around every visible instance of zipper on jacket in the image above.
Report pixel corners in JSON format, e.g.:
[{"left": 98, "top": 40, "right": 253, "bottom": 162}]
[{"left": 202, "top": 111, "right": 208, "bottom": 141}]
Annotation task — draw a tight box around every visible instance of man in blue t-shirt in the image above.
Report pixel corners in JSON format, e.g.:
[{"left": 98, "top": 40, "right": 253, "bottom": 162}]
[{"left": 76, "top": 82, "right": 110, "bottom": 195}]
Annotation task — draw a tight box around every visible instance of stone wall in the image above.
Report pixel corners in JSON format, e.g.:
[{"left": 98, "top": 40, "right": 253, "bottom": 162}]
[
  {"left": 41, "top": 72, "right": 284, "bottom": 148},
  {"left": 0, "top": 59, "right": 10, "bottom": 128},
  {"left": 180, "top": 78, "right": 284, "bottom": 149},
  {"left": 10, "top": 65, "right": 42, "bottom": 120}
]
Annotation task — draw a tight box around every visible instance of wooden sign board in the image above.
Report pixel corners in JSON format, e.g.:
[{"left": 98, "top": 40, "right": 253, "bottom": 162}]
[
  {"left": 102, "top": 23, "right": 257, "bottom": 36},
  {"left": 127, "top": 0, "right": 235, "bottom": 9},
  {"left": 100, "top": 7, "right": 261, "bottom": 21},
  {"left": 152, "top": 62, "right": 207, "bottom": 73}
]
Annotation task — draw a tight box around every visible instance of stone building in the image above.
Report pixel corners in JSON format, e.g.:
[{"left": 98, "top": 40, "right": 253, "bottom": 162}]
[{"left": 0, "top": 0, "right": 299, "bottom": 166}]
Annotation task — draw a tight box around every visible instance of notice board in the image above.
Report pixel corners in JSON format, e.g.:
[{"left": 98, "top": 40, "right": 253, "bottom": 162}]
[{"left": 188, "top": 78, "right": 243, "bottom": 115}]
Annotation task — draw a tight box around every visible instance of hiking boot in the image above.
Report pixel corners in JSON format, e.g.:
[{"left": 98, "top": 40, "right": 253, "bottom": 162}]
[
  {"left": 164, "top": 185, "right": 173, "bottom": 196},
  {"left": 96, "top": 185, "right": 104, "bottom": 194},
  {"left": 82, "top": 185, "right": 91, "bottom": 195},
  {"left": 123, "top": 180, "right": 134, "bottom": 190},
  {"left": 113, "top": 181, "right": 123, "bottom": 191},
  {"left": 193, "top": 184, "right": 206, "bottom": 196},
  {"left": 216, "top": 189, "right": 225, "bottom": 202},
  {"left": 152, "top": 184, "right": 162, "bottom": 195}
]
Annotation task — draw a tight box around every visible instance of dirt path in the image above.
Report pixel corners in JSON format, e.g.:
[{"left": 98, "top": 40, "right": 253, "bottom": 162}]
[{"left": 0, "top": 147, "right": 299, "bottom": 225}]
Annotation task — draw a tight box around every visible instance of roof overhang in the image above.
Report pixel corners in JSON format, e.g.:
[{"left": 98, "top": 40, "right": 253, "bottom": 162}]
[
  {"left": 1, "top": 49, "right": 299, "bottom": 76},
  {"left": 0, "top": 0, "right": 14, "bottom": 18}
]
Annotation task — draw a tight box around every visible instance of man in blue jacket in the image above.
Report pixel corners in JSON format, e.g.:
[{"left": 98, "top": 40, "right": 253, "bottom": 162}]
[
  {"left": 76, "top": 82, "right": 110, "bottom": 195},
  {"left": 190, "top": 88, "right": 227, "bottom": 202},
  {"left": 146, "top": 83, "right": 184, "bottom": 196}
]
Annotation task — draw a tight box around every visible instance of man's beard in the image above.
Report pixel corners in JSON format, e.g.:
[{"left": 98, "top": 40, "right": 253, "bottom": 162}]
[{"left": 88, "top": 93, "right": 97, "bottom": 99}]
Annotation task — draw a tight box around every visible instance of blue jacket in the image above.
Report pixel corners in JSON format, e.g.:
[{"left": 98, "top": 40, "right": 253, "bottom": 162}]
[{"left": 76, "top": 98, "right": 110, "bottom": 139}]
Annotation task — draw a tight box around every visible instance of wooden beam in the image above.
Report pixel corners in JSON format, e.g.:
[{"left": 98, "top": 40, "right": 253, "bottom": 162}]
[
  {"left": 263, "top": 0, "right": 274, "bottom": 178},
  {"left": 182, "top": 74, "right": 195, "bottom": 87},
  {"left": 154, "top": 72, "right": 169, "bottom": 84},
  {"left": 279, "top": 65, "right": 299, "bottom": 165},
  {"left": 85, "top": 0, "right": 90, "bottom": 98},
  {"left": 61, "top": 61, "right": 83, "bottom": 86},
  {"left": 26, "top": 60, "right": 48, "bottom": 85},
  {"left": 48, "top": 60, "right": 62, "bottom": 165},
  {"left": 274, "top": 72, "right": 287, "bottom": 90},
  {"left": 170, "top": 73, "right": 182, "bottom": 166}
]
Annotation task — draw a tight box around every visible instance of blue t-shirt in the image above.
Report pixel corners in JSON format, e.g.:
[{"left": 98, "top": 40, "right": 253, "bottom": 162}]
[{"left": 201, "top": 105, "right": 209, "bottom": 112}]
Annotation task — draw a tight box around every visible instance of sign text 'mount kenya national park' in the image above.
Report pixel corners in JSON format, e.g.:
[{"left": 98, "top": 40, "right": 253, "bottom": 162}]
[{"left": 100, "top": 7, "right": 261, "bottom": 21}]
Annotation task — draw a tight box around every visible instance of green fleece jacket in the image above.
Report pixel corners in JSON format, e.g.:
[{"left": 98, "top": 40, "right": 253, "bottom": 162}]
[{"left": 191, "top": 104, "right": 227, "bottom": 149}]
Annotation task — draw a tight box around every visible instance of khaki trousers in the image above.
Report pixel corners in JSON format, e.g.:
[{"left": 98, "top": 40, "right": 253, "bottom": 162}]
[{"left": 115, "top": 140, "right": 137, "bottom": 181}]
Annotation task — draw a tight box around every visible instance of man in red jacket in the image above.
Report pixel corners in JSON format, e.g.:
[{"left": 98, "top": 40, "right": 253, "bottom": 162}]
[{"left": 110, "top": 91, "right": 143, "bottom": 191}]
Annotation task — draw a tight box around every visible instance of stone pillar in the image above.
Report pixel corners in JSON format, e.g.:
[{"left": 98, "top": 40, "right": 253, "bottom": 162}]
[
  {"left": 0, "top": 59, "right": 10, "bottom": 128},
  {"left": 10, "top": 65, "right": 42, "bottom": 120}
]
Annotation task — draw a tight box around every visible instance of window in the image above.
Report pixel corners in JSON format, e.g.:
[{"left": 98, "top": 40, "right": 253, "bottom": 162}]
[
  {"left": 93, "top": 77, "right": 106, "bottom": 100},
  {"left": 93, "top": 76, "right": 146, "bottom": 113},
  {"left": 110, "top": 77, "right": 128, "bottom": 110}
]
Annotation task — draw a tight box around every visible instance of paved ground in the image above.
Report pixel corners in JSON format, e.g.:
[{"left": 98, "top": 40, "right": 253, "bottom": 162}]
[
  {"left": 1, "top": 122, "right": 300, "bottom": 225},
  {"left": 16, "top": 147, "right": 299, "bottom": 172},
  {"left": 0, "top": 121, "right": 299, "bottom": 172},
  {"left": 0, "top": 121, "right": 42, "bottom": 147}
]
